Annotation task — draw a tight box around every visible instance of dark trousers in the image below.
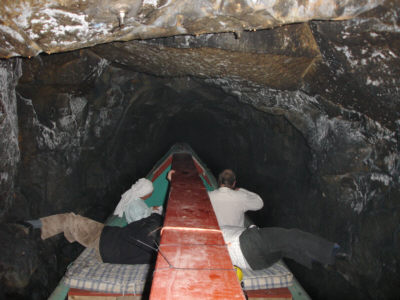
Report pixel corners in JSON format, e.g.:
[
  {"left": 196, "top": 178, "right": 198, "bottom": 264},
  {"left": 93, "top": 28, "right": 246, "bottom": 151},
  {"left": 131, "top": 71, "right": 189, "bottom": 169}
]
[{"left": 239, "top": 227, "right": 335, "bottom": 270}]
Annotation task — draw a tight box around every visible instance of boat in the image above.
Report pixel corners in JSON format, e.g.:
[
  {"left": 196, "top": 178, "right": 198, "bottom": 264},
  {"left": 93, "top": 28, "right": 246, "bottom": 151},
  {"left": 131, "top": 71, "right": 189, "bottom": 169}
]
[{"left": 49, "top": 143, "right": 310, "bottom": 300}]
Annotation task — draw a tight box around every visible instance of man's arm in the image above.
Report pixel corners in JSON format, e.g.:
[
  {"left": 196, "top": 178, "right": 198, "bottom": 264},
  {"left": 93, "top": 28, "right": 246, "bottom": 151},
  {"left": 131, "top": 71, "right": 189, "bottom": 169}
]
[{"left": 238, "top": 188, "right": 264, "bottom": 211}]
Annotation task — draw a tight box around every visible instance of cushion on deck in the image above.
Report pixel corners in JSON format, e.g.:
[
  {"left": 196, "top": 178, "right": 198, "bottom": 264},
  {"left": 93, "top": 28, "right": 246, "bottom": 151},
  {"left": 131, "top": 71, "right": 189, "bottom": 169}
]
[
  {"left": 64, "top": 249, "right": 292, "bottom": 294},
  {"left": 64, "top": 248, "right": 150, "bottom": 294},
  {"left": 242, "top": 260, "right": 293, "bottom": 290}
]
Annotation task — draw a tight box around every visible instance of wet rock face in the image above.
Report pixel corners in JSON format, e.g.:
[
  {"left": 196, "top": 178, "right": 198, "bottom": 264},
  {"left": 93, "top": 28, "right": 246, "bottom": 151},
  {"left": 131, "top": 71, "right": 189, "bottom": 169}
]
[
  {"left": 0, "top": 0, "right": 382, "bottom": 58},
  {"left": 15, "top": 51, "right": 114, "bottom": 217},
  {"left": 0, "top": 222, "right": 81, "bottom": 299},
  {"left": 0, "top": 2, "right": 399, "bottom": 300},
  {"left": 307, "top": 1, "right": 400, "bottom": 131},
  {"left": 92, "top": 23, "right": 321, "bottom": 90},
  {"left": 0, "top": 60, "right": 21, "bottom": 220},
  {"left": 0, "top": 224, "right": 38, "bottom": 293},
  {"left": 15, "top": 54, "right": 159, "bottom": 220}
]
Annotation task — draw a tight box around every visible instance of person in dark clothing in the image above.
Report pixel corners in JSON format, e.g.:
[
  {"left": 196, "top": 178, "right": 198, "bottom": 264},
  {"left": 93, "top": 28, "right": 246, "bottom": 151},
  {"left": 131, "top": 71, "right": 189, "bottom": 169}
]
[
  {"left": 100, "top": 213, "right": 162, "bottom": 264},
  {"left": 222, "top": 225, "right": 344, "bottom": 270},
  {"left": 22, "top": 212, "right": 163, "bottom": 265}
]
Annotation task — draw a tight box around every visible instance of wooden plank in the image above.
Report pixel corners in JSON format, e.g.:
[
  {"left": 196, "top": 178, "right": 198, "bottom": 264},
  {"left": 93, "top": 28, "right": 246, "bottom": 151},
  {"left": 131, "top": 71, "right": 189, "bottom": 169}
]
[
  {"left": 68, "top": 288, "right": 138, "bottom": 297},
  {"left": 149, "top": 153, "right": 245, "bottom": 300},
  {"left": 68, "top": 288, "right": 141, "bottom": 299},
  {"left": 246, "top": 288, "right": 292, "bottom": 299}
]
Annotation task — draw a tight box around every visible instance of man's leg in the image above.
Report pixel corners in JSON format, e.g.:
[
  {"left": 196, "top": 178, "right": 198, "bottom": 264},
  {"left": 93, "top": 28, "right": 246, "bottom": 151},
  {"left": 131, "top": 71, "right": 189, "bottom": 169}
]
[
  {"left": 40, "top": 213, "right": 104, "bottom": 249},
  {"left": 274, "top": 228, "right": 336, "bottom": 268},
  {"left": 240, "top": 227, "right": 335, "bottom": 270}
]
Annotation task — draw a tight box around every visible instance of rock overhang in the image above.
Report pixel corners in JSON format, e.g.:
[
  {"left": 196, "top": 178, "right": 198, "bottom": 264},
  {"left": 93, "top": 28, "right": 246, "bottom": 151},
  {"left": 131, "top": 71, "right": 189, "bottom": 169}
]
[{"left": 1, "top": 0, "right": 383, "bottom": 58}]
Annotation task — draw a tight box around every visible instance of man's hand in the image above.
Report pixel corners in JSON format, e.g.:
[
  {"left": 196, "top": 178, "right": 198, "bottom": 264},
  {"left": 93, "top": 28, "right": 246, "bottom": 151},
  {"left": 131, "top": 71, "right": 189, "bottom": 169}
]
[
  {"left": 167, "top": 170, "right": 176, "bottom": 181},
  {"left": 152, "top": 206, "right": 163, "bottom": 215}
]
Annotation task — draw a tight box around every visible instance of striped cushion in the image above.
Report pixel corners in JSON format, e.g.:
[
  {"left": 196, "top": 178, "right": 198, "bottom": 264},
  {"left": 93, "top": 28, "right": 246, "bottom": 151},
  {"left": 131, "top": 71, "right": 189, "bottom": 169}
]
[
  {"left": 64, "top": 249, "right": 292, "bottom": 293},
  {"left": 64, "top": 248, "right": 150, "bottom": 294},
  {"left": 242, "top": 260, "right": 293, "bottom": 290}
]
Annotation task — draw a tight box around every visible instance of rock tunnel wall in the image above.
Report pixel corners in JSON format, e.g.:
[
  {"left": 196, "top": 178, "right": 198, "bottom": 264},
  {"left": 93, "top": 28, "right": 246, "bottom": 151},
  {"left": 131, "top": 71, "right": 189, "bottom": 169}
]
[{"left": 0, "top": 60, "right": 21, "bottom": 220}]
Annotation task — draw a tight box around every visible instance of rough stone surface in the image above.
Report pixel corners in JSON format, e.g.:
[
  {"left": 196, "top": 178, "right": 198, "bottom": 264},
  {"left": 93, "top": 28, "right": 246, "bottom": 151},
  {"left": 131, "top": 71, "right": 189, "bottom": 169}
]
[
  {"left": 92, "top": 23, "right": 321, "bottom": 90},
  {"left": 0, "top": 59, "right": 21, "bottom": 220},
  {"left": 0, "top": 0, "right": 382, "bottom": 58},
  {"left": 0, "top": 222, "right": 81, "bottom": 299},
  {"left": 15, "top": 51, "right": 123, "bottom": 217},
  {"left": 202, "top": 78, "right": 400, "bottom": 300},
  {"left": 306, "top": 0, "right": 400, "bottom": 131},
  {"left": 0, "top": 224, "right": 38, "bottom": 292}
]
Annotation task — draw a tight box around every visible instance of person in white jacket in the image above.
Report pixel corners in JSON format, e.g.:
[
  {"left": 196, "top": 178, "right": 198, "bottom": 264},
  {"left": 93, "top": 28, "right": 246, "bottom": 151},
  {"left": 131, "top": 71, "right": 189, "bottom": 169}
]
[
  {"left": 114, "top": 178, "right": 162, "bottom": 224},
  {"left": 208, "top": 169, "right": 263, "bottom": 227}
]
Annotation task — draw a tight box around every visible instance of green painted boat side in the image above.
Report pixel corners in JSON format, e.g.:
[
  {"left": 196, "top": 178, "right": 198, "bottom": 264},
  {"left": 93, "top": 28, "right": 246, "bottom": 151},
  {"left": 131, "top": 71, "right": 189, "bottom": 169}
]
[
  {"left": 48, "top": 280, "right": 69, "bottom": 300},
  {"left": 289, "top": 276, "right": 312, "bottom": 300},
  {"left": 200, "top": 173, "right": 215, "bottom": 191},
  {"left": 144, "top": 165, "right": 171, "bottom": 207}
]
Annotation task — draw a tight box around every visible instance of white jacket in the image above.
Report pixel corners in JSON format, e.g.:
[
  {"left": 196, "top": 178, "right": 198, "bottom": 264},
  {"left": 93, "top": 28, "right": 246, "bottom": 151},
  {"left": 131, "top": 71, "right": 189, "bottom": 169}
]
[
  {"left": 114, "top": 178, "right": 153, "bottom": 223},
  {"left": 208, "top": 187, "right": 263, "bottom": 227}
]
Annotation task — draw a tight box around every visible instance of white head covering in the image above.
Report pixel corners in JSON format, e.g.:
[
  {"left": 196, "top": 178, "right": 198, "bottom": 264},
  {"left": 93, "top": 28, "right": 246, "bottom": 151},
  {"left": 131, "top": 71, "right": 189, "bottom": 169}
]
[{"left": 114, "top": 178, "right": 154, "bottom": 221}]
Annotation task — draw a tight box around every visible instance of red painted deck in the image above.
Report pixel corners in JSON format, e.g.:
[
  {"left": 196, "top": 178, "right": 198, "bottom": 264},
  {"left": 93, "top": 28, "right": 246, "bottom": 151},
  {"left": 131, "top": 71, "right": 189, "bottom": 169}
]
[{"left": 149, "top": 153, "right": 246, "bottom": 300}]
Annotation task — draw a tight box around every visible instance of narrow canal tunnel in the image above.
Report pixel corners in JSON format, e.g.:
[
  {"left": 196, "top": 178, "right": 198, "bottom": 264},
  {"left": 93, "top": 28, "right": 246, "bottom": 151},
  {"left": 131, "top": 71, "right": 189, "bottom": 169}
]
[{"left": 1, "top": 1, "right": 399, "bottom": 300}]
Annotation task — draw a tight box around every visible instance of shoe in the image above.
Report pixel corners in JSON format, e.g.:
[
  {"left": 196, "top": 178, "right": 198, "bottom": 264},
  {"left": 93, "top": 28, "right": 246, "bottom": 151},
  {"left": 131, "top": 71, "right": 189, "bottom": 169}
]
[
  {"left": 332, "top": 243, "right": 351, "bottom": 261},
  {"left": 335, "top": 250, "right": 350, "bottom": 260}
]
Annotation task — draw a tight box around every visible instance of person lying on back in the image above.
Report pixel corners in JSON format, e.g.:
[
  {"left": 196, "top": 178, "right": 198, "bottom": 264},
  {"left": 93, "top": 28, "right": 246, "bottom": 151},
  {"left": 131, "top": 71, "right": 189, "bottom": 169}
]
[
  {"left": 19, "top": 178, "right": 164, "bottom": 265},
  {"left": 20, "top": 212, "right": 163, "bottom": 265}
]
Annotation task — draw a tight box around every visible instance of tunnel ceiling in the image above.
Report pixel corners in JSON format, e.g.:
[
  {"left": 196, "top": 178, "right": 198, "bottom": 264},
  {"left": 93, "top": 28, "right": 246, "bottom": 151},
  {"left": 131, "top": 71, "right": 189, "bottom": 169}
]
[
  {"left": 1, "top": 0, "right": 382, "bottom": 58},
  {"left": 1, "top": 0, "right": 399, "bottom": 129}
]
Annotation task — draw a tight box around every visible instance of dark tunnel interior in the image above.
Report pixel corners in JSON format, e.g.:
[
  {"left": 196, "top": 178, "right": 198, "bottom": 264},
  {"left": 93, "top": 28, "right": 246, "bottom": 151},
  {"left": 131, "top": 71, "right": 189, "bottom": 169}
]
[
  {"left": 5, "top": 55, "right": 353, "bottom": 299},
  {"left": 15, "top": 57, "right": 314, "bottom": 229}
]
